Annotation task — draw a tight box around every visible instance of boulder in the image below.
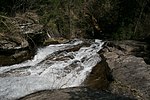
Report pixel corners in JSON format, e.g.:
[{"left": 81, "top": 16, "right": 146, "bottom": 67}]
[
  {"left": 0, "top": 33, "right": 33, "bottom": 66},
  {"left": 84, "top": 55, "right": 112, "bottom": 90},
  {"left": 101, "top": 40, "right": 150, "bottom": 100}
]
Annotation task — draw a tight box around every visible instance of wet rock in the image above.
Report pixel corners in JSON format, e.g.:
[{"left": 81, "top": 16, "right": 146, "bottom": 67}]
[
  {"left": 0, "top": 66, "right": 31, "bottom": 77},
  {"left": 84, "top": 55, "right": 112, "bottom": 89},
  {"left": 0, "top": 35, "right": 29, "bottom": 51},
  {"left": 102, "top": 40, "right": 150, "bottom": 100},
  {"left": 0, "top": 50, "right": 32, "bottom": 66},
  {"left": 0, "top": 33, "right": 33, "bottom": 66},
  {"left": 19, "top": 87, "right": 134, "bottom": 100}
]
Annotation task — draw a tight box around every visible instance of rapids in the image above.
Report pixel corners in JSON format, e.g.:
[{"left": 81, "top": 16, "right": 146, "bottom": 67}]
[{"left": 0, "top": 39, "right": 104, "bottom": 100}]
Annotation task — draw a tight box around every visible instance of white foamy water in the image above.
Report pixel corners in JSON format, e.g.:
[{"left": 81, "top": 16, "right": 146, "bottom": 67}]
[{"left": 0, "top": 39, "right": 104, "bottom": 100}]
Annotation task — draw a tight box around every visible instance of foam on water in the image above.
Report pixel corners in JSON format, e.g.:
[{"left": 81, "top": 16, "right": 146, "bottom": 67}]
[
  {"left": 0, "top": 39, "right": 104, "bottom": 100},
  {"left": 0, "top": 39, "right": 83, "bottom": 73}
]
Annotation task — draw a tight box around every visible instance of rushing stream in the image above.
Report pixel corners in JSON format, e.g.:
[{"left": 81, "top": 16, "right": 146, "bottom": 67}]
[{"left": 0, "top": 39, "right": 104, "bottom": 100}]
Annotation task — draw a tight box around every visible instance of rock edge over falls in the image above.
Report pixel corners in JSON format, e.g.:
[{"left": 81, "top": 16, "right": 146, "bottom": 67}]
[
  {"left": 0, "top": 39, "right": 150, "bottom": 100},
  {"left": 102, "top": 40, "right": 150, "bottom": 100}
]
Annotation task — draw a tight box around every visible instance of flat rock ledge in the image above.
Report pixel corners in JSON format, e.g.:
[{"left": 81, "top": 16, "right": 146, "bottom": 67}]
[{"left": 101, "top": 40, "right": 150, "bottom": 100}]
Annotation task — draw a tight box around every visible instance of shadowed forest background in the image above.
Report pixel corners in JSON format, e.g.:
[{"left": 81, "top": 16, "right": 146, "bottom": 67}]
[{"left": 0, "top": 0, "right": 150, "bottom": 41}]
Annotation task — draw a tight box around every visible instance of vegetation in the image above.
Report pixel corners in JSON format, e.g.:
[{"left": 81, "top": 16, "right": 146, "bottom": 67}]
[
  {"left": 0, "top": 0, "right": 150, "bottom": 40},
  {"left": 87, "top": 0, "right": 150, "bottom": 40}
]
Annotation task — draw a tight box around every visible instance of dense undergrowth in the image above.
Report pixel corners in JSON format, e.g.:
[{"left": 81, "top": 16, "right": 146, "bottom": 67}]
[{"left": 0, "top": 0, "right": 150, "bottom": 40}]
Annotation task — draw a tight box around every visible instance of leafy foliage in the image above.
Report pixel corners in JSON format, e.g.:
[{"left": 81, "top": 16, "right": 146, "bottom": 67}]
[{"left": 0, "top": 0, "right": 150, "bottom": 40}]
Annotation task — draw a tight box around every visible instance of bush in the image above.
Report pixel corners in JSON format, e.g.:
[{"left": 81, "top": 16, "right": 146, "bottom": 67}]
[{"left": 0, "top": 0, "right": 150, "bottom": 40}]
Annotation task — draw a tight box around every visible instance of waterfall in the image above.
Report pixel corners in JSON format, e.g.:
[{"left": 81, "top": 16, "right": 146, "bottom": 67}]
[{"left": 0, "top": 39, "right": 104, "bottom": 100}]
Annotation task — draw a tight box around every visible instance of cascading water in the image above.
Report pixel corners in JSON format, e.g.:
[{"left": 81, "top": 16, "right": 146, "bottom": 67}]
[{"left": 0, "top": 39, "right": 104, "bottom": 100}]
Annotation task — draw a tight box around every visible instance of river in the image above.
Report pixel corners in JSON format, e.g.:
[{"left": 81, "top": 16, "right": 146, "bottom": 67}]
[{"left": 0, "top": 39, "right": 104, "bottom": 100}]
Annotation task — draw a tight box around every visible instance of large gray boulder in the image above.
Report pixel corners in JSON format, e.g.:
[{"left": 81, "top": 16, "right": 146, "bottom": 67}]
[{"left": 101, "top": 40, "right": 150, "bottom": 100}]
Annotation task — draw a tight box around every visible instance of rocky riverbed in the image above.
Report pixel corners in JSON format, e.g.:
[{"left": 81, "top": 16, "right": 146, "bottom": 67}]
[
  {"left": 0, "top": 39, "right": 108, "bottom": 100},
  {"left": 0, "top": 38, "right": 150, "bottom": 100}
]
